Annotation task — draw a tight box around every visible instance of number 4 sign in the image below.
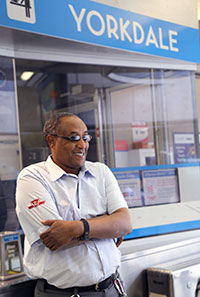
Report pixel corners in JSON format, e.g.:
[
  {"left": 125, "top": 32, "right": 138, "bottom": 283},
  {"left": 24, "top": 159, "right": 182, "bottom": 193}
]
[{"left": 6, "top": 0, "right": 36, "bottom": 23}]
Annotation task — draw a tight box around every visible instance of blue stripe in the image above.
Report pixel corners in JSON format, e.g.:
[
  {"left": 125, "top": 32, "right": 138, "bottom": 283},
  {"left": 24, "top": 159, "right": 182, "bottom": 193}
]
[
  {"left": 111, "top": 162, "right": 200, "bottom": 172},
  {"left": 124, "top": 220, "right": 200, "bottom": 239}
]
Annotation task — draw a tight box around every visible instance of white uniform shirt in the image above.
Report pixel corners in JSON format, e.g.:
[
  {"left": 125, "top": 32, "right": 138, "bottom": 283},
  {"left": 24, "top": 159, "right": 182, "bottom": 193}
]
[{"left": 15, "top": 156, "right": 128, "bottom": 288}]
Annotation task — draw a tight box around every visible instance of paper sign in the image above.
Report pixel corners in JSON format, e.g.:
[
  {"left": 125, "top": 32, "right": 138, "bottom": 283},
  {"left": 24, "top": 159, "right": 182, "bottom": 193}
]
[
  {"left": 113, "top": 170, "right": 142, "bottom": 207},
  {"left": 142, "top": 169, "right": 179, "bottom": 205}
]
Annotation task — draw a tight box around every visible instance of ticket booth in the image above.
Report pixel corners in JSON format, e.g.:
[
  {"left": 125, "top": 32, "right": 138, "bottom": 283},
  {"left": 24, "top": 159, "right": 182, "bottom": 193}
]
[{"left": 0, "top": 1, "right": 200, "bottom": 296}]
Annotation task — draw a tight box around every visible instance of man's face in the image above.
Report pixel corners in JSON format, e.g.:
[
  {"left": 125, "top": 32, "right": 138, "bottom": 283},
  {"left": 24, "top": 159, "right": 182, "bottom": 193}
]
[{"left": 48, "top": 116, "right": 89, "bottom": 175}]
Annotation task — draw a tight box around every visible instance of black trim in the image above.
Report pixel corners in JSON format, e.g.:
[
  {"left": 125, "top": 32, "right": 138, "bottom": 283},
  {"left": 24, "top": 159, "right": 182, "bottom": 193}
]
[{"left": 79, "top": 218, "right": 90, "bottom": 241}]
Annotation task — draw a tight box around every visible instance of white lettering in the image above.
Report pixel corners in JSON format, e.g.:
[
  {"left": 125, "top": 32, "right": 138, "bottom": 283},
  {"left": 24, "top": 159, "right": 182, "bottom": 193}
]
[
  {"left": 133, "top": 21, "right": 144, "bottom": 44},
  {"left": 169, "top": 30, "right": 179, "bottom": 52},
  {"left": 68, "top": 5, "right": 180, "bottom": 55},
  {"left": 106, "top": 14, "right": 119, "bottom": 39},
  {"left": 119, "top": 18, "right": 132, "bottom": 42},
  {"left": 145, "top": 26, "right": 159, "bottom": 48},
  {"left": 68, "top": 4, "right": 86, "bottom": 32},
  {"left": 158, "top": 27, "right": 169, "bottom": 50},
  {"left": 87, "top": 10, "right": 105, "bottom": 36}
]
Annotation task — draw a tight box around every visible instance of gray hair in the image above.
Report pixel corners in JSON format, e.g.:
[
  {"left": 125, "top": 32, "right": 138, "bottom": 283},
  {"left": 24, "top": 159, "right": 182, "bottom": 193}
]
[{"left": 43, "top": 111, "right": 76, "bottom": 140}]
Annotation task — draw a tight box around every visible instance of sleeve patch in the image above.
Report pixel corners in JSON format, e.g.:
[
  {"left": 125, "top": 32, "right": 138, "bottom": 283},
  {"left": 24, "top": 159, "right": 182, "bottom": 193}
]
[{"left": 28, "top": 199, "right": 45, "bottom": 209}]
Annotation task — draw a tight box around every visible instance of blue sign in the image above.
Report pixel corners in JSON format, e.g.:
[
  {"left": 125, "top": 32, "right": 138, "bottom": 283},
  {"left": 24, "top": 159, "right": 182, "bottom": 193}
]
[
  {"left": 0, "top": 0, "right": 200, "bottom": 62},
  {"left": 173, "top": 133, "right": 198, "bottom": 163},
  {"left": 113, "top": 171, "right": 140, "bottom": 180},
  {"left": 4, "top": 233, "right": 18, "bottom": 242},
  {"left": 143, "top": 169, "right": 176, "bottom": 178}
]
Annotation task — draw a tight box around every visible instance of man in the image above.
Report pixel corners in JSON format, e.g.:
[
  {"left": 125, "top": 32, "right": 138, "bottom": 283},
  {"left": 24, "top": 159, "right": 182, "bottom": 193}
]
[{"left": 15, "top": 112, "right": 132, "bottom": 297}]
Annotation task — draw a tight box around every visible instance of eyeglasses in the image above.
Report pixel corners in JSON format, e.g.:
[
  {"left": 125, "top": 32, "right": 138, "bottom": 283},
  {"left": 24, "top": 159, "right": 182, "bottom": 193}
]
[{"left": 50, "top": 134, "right": 92, "bottom": 143}]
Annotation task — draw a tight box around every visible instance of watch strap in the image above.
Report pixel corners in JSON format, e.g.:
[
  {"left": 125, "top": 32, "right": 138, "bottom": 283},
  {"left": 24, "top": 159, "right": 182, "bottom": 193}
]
[{"left": 79, "top": 218, "right": 90, "bottom": 241}]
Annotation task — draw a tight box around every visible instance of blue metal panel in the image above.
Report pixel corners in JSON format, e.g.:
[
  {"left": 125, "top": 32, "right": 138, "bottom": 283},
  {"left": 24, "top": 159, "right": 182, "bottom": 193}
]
[
  {"left": 111, "top": 162, "right": 200, "bottom": 172},
  {"left": 125, "top": 220, "right": 200, "bottom": 239}
]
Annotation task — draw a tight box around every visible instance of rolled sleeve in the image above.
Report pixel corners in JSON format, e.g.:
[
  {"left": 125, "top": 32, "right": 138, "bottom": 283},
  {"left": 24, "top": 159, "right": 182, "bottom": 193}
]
[{"left": 104, "top": 165, "right": 128, "bottom": 214}]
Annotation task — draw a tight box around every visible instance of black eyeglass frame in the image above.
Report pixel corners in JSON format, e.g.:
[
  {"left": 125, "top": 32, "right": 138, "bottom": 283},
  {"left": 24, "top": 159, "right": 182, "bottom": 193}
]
[{"left": 50, "top": 134, "right": 92, "bottom": 143}]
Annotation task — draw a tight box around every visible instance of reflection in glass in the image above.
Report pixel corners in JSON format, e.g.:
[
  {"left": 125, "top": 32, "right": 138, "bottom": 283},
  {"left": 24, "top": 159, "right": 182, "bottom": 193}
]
[
  {"left": 0, "top": 56, "right": 21, "bottom": 232},
  {"left": 14, "top": 63, "right": 198, "bottom": 168},
  {"left": 14, "top": 60, "right": 197, "bottom": 210}
]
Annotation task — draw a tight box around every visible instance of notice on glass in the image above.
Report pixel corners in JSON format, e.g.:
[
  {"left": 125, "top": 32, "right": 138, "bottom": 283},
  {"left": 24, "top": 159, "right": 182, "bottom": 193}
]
[
  {"left": 0, "top": 90, "right": 18, "bottom": 133},
  {"left": 0, "top": 134, "right": 20, "bottom": 180},
  {"left": 173, "top": 133, "right": 195, "bottom": 163},
  {"left": 113, "top": 170, "right": 142, "bottom": 207},
  {"left": 142, "top": 169, "right": 179, "bottom": 206}
]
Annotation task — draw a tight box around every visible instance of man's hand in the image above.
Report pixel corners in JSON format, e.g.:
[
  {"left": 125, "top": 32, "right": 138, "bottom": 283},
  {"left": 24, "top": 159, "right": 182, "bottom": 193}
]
[
  {"left": 116, "top": 237, "right": 123, "bottom": 247},
  {"left": 40, "top": 219, "right": 83, "bottom": 251},
  {"left": 40, "top": 208, "right": 132, "bottom": 251}
]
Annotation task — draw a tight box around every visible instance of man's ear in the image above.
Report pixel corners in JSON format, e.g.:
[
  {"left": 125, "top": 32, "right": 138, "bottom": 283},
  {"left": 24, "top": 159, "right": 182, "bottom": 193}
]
[{"left": 46, "top": 135, "right": 55, "bottom": 150}]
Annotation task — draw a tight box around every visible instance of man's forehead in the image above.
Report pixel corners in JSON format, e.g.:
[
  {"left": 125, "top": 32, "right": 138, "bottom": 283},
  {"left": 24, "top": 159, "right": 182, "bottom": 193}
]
[{"left": 59, "top": 116, "right": 87, "bottom": 132}]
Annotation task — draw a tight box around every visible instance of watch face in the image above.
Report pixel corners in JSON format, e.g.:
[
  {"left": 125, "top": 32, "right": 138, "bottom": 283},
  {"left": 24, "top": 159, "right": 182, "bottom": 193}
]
[{"left": 84, "top": 231, "right": 89, "bottom": 241}]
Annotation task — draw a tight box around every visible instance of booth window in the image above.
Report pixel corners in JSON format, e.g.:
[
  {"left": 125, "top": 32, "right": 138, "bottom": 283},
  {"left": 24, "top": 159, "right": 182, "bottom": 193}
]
[
  {"left": 14, "top": 61, "right": 199, "bottom": 209},
  {"left": 15, "top": 61, "right": 198, "bottom": 209},
  {"left": 106, "top": 69, "right": 198, "bottom": 167},
  {"left": 0, "top": 58, "right": 198, "bottom": 232},
  {"left": 14, "top": 61, "right": 198, "bottom": 169},
  {"left": 0, "top": 56, "right": 21, "bottom": 232}
]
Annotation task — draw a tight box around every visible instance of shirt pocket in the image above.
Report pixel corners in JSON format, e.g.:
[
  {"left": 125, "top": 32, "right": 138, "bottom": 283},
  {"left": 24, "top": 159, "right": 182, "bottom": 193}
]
[{"left": 80, "top": 187, "right": 107, "bottom": 218}]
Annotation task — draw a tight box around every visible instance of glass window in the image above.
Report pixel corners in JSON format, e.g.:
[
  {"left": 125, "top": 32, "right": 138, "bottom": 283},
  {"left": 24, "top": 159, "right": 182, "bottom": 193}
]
[
  {"left": 13, "top": 60, "right": 197, "bottom": 211},
  {"left": 106, "top": 68, "right": 154, "bottom": 167},
  {"left": 106, "top": 68, "right": 198, "bottom": 167},
  {"left": 152, "top": 70, "right": 198, "bottom": 165},
  {"left": 0, "top": 56, "right": 21, "bottom": 232},
  {"left": 0, "top": 56, "right": 197, "bottom": 232}
]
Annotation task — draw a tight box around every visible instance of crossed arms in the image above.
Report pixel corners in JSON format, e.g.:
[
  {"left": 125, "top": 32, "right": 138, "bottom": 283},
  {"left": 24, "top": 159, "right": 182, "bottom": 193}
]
[{"left": 40, "top": 208, "right": 132, "bottom": 251}]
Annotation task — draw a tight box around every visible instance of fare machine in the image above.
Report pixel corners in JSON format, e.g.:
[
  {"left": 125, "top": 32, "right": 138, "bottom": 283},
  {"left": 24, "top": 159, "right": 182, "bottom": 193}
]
[
  {"left": 147, "top": 254, "right": 200, "bottom": 297},
  {"left": 0, "top": 231, "right": 24, "bottom": 280}
]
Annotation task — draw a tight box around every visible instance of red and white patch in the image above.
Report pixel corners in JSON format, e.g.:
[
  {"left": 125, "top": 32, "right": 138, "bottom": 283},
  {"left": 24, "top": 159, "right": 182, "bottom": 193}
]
[{"left": 28, "top": 199, "right": 45, "bottom": 209}]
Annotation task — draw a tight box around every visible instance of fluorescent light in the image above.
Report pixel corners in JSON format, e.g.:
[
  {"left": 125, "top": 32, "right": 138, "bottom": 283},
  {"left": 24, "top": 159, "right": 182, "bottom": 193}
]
[
  {"left": 198, "top": 0, "right": 200, "bottom": 20},
  {"left": 20, "top": 71, "right": 34, "bottom": 81}
]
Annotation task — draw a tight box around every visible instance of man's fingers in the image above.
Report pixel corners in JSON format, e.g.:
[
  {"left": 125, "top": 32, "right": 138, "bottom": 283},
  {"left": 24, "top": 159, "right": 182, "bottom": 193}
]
[
  {"left": 44, "top": 240, "right": 58, "bottom": 251},
  {"left": 116, "top": 237, "right": 123, "bottom": 247},
  {"left": 41, "top": 236, "right": 56, "bottom": 249},
  {"left": 40, "top": 229, "right": 50, "bottom": 239},
  {"left": 41, "top": 219, "right": 57, "bottom": 226},
  {"left": 40, "top": 220, "right": 58, "bottom": 239}
]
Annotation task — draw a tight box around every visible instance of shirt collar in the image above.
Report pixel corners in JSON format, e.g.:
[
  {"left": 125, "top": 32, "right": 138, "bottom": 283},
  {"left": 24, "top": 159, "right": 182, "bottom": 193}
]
[
  {"left": 45, "top": 156, "right": 95, "bottom": 181},
  {"left": 80, "top": 162, "right": 95, "bottom": 178}
]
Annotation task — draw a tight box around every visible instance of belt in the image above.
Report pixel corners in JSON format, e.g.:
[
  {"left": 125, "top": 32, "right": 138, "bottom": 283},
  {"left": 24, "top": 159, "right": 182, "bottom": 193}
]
[{"left": 43, "top": 272, "right": 117, "bottom": 292}]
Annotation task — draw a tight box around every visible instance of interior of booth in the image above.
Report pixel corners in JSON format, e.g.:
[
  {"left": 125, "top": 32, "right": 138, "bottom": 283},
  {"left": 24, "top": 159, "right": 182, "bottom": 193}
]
[{"left": 0, "top": 56, "right": 200, "bottom": 239}]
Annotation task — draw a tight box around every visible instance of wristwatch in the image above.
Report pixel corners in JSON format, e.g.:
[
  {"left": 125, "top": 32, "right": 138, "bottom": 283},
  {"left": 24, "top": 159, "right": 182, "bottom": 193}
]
[{"left": 79, "top": 218, "right": 90, "bottom": 241}]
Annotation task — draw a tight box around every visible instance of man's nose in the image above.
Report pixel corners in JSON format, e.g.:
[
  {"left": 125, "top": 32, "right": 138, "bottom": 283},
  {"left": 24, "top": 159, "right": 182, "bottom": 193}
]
[{"left": 76, "top": 137, "right": 87, "bottom": 148}]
